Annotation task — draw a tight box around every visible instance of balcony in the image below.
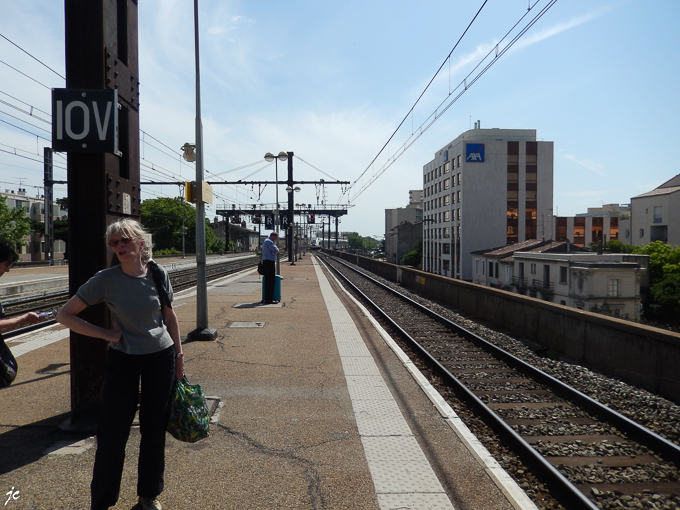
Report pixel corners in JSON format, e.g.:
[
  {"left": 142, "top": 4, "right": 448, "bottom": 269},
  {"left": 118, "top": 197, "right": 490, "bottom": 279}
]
[
  {"left": 511, "top": 276, "right": 528, "bottom": 288},
  {"left": 531, "top": 279, "right": 555, "bottom": 293}
]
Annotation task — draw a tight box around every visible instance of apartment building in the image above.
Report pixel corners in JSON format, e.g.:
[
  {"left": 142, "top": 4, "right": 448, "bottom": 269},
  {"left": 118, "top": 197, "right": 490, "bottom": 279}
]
[
  {"left": 0, "top": 188, "right": 67, "bottom": 262},
  {"left": 629, "top": 174, "right": 680, "bottom": 246},
  {"left": 422, "top": 126, "right": 553, "bottom": 280},
  {"left": 554, "top": 204, "right": 630, "bottom": 247},
  {"left": 384, "top": 190, "right": 422, "bottom": 264}
]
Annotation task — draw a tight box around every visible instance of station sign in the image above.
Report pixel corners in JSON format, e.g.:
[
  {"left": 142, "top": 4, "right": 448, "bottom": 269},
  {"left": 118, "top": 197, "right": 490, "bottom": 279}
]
[
  {"left": 465, "top": 143, "right": 484, "bottom": 162},
  {"left": 51, "top": 89, "right": 119, "bottom": 154}
]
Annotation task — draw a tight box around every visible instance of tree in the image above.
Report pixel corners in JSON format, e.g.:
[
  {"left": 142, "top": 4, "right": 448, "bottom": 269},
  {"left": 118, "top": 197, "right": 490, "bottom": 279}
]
[
  {"left": 140, "top": 197, "right": 220, "bottom": 254},
  {"left": 649, "top": 274, "right": 680, "bottom": 321},
  {"left": 402, "top": 239, "right": 423, "bottom": 267},
  {"left": 0, "top": 195, "right": 32, "bottom": 249}
]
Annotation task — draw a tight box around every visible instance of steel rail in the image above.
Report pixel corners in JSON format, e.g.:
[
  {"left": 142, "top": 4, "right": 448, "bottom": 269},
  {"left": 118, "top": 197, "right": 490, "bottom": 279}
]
[
  {"left": 323, "top": 256, "right": 680, "bottom": 465},
  {"left": 319, "top": 253, "right": 608, "bottom": 510}
]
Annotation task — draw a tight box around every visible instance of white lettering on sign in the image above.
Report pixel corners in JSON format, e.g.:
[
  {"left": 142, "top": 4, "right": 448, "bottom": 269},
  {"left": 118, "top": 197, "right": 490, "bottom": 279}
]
[
  {"left": 52, "top": 89, "right": 118, "bottom": 153},
  {"left": 65, "top": 101, "right": 89, "bottom": 140},
  {"left": 93, "top": 101, "right": 112, "bottom": 141},
  {"left": 467, "top": 152, "right": 483, "bottom": 161}
]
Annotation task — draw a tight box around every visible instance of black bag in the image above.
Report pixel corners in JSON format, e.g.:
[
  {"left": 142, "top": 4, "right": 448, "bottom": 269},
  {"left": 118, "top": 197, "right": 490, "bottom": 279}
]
[
  {"left": 0, "top": 337, "right": 17, "bottom": 388},
  {"left": 257, "top": 261, "right": 265, "bottom": 275}
]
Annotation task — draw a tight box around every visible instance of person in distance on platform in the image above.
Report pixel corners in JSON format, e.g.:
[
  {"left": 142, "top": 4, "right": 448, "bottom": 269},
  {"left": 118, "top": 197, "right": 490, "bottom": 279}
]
[
  {"left": 56, "top": 219, "right": 184, "bottom": 510},
  {"left": 0, "top": 239, "right": 42, "bottom": 388},
  {"left": 261, "top": 231, "right": 279, "bottom": 304}
]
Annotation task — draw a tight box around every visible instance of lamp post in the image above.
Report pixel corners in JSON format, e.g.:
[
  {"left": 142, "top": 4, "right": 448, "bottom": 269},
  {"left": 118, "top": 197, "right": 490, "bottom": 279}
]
[
  {"left": 264, "top": 151, "right": 288, "bottom": 275},
  {"left": 286, "top": 185, "right": 300, "bottom": 264},
  {"left": 186, "top": 0, "right": 216, "bottom": 341}
]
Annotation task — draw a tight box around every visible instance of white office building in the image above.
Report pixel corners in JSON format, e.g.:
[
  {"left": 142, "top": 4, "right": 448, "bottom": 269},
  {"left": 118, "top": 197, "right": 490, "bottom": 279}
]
[{"left": 422, "top": 126, "right": 554, "bottom": 280}]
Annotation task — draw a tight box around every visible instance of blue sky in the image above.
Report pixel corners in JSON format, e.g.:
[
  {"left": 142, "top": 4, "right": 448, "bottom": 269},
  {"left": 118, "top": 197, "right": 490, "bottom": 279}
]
[{"left": 1, "top": 0, "right": 679, "bottom": 238}]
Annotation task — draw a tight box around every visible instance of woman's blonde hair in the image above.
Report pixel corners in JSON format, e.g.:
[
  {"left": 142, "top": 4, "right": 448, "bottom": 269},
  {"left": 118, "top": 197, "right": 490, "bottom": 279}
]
[{"left": 105, "top": 218, "right": 153, "bottom": 263}]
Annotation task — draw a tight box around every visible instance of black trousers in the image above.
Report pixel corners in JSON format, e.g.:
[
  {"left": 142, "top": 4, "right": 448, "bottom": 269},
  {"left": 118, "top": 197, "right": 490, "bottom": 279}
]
[
  {"left": 263, "top": 259, "right": 276, "bottom": 303},
  {"left": 90, "top": 346, "right": 175, "bottom": 509}
]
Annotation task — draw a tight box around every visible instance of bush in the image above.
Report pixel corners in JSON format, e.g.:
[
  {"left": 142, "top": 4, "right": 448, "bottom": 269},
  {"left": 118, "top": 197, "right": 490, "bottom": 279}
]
[{"left": 649, "top": 274, "right": 680, "bottom": 321}]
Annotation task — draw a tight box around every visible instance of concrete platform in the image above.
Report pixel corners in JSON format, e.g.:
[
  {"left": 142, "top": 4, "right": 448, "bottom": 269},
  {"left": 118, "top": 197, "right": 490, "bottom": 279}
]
[{"left": 0, "top": 254, "right": 536, "bottom": 509}]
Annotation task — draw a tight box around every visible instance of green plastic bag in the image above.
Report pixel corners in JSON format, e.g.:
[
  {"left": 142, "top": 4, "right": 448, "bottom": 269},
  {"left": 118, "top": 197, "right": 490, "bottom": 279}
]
[{"left": 166, "top": 376, "right": 210, "bottom": 443}]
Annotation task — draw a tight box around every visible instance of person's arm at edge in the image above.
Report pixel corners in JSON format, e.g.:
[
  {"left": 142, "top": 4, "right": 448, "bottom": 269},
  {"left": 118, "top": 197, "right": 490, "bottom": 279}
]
[
  {"left": 56, "top": 295, "right": 121, "bottom": 343},
  {"left": 0, "top": 312, "right": 40, "bottom": 334},
  {"left": 162, "top": 305, "right": 184, "bottom": 380}
]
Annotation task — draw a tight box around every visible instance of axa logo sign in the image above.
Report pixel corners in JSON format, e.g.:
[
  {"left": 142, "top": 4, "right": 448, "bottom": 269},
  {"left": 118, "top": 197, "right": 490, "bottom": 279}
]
[{"left": 466, "top": 143, "right": 484, "bottom": 162}]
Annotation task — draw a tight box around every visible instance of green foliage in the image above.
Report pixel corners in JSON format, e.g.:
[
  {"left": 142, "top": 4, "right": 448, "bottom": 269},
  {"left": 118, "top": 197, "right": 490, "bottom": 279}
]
[
  {"left": 632, "top": 241, "right": 680, "bottom": 283},
  {"left": 0, "top": 195, "right": 32, "bottom": 249},
  {"left": 401, "top": 239, "right": 423, "bottom": 267},
  {"left": 154, "top": 247, "right": 182, "bottom": 256},
  {"left": 649, "top": 274, "right": 680, "bottom": 320},
  {"left": 605, "top": 239, "right": 636, "bottom": 253},
  {"left": 141, "top": 197, "right": 221, "bottom": 255},
  {"left": 29, "top": 218, "right": 45, "bottom": 235},
  {"left": 347, "top": 232, "right": 379, "bottom": 252}
]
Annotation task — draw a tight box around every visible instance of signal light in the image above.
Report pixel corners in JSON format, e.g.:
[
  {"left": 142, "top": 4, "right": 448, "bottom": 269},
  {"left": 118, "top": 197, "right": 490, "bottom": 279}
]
[{"left": 309, "top": 213, "right": 315, "bottom": 224}]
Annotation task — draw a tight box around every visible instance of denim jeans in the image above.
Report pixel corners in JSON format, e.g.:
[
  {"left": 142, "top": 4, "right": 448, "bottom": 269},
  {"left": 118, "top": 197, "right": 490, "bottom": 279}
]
[{"left": 90, "top": 346, "right": 175, "bottom": 509}]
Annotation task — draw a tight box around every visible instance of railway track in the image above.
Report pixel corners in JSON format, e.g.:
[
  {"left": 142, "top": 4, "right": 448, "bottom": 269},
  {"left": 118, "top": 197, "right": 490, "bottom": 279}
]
[
  {"left": 318, "top": 253, "right": 680, "bottom": 510},
  {"left": 3, "top": 256, "right": 260, "bottom": 338}
]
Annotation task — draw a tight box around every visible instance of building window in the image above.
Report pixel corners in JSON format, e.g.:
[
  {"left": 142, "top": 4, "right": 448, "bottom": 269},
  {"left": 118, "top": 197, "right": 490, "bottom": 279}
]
[
  {"left": 444, "top": 195, "right": 450, "bottom": 206},
  {"left": 444, "top": 162, "right": 450, "bottom": 173},
  {"left": 530, "top": 263, "right": 536, "bottom": 274},
  {"left": 443, "top": 211, "right": 450, "bottom": 221},
  {"left": 640, "top": 228, "right": 645, "bottom": 239},
  {"left": 475, "top": 259, "right": 480, "bottom": 275},
  {"left": 443, "top": 243, "right": 450, "bottom": 254},
  {"left": 559, "top": 266, "right": 567, "bottom": 284},
  {"left": 608, "top": 278, "right": 620, "bottom": 298},
  {"left": 457, "top": 190, "right": 461, "bottom": 202},
  {"left": 626, "top": 229, "right": 630, "bottom": 239},
  {"left": 654, "top": 206, "right": 663, "bottom": 224},
  {"left": 443, "top": 227, "right": 450, "bottom": 238}
]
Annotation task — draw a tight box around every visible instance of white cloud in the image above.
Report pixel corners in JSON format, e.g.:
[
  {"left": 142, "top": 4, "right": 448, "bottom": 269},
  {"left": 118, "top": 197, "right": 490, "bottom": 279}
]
[{"left": 559, "top": 154, "right": 605, "bottom": 175}]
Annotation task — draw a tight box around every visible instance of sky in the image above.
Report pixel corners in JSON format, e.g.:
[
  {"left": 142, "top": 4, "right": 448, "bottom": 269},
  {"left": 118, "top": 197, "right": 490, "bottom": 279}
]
[{"left": 1, "top": 0, "right": 679, "bottom": 239}]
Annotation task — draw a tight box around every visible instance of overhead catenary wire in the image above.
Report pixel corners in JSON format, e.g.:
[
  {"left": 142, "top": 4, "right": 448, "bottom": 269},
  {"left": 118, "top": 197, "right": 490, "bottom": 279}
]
[
  {"left": 347, "top": 0, "right": 489, "bottom": 197},
  {"left": 0, "top": 33, "right": 65, "bottom": 80},
  {"left": 344, "top": 0, "right": 558, "bottom": 203}
]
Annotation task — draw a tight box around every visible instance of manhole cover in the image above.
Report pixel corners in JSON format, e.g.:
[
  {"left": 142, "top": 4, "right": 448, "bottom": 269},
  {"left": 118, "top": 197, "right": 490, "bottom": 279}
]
[{"left": 229, "top": 321, "right": 266, "bottom": 328}]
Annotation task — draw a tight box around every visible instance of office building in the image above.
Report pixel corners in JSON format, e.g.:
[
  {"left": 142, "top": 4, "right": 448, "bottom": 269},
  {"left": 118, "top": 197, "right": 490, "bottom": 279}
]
[{"left": 423, "top": 126, "right": 553, "bottom": 280}]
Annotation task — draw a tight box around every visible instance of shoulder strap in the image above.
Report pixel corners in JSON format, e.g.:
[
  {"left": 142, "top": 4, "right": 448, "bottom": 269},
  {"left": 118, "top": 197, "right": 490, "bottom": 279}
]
[{"left": 147, "top": 260, "right": 172, "bottom": 308}]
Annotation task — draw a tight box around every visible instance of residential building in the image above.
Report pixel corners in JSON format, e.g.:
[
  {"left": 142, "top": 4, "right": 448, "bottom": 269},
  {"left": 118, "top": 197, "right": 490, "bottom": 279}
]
[
  {"left": 513, "top": 252, "right": 647, "bottom": 320},
  {"left": 385, "top": 190, "right": 423, "bottom": 264},
  {"left": 386, "top": 221, "right": 421, "bottom": 265},
  {"left": 629, "top": 174, "right": 680, "bottom": 246},
  {"left": 0, "top": 188, "right": 67, "bottom": 262},
  {"left": 423, "top": 126, "right": 554, "bottom": 280},
  {"left": 472, "top": 241, "right": 647, "bottom": 320},
  {"left": 554, "top": 204, "right": 630, "bottom": 248}
]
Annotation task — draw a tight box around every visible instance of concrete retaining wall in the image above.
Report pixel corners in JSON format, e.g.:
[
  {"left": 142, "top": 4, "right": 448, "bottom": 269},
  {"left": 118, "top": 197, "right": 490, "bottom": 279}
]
[{"left": 324, "top": 250, "right": 680, "bottom": 403}]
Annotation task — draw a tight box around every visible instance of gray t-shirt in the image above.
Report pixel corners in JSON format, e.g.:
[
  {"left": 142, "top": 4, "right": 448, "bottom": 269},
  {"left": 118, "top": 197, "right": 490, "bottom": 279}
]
[{"left": 76, "top": 263, "right": 174, "bottom": 355}]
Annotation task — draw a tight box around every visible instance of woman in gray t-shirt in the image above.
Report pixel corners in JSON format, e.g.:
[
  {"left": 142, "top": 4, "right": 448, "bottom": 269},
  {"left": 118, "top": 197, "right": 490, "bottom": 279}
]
[{"left": 57, "top": 218, "right": 183, "bottom": 510}]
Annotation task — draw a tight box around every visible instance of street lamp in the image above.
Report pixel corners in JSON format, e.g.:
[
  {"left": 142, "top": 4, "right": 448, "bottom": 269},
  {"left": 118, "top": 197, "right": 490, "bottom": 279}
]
[
  {"left": 187, "top": 0, "right": 216, "bottom": 341},
  {"left": 264, "top": 151, "right": 288, "bottom": 275}
]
